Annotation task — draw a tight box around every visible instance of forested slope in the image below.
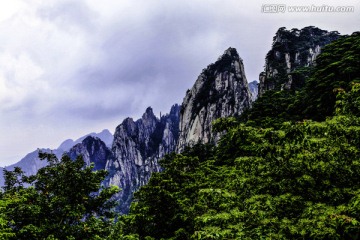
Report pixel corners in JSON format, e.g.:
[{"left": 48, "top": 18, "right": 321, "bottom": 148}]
[{"left": 117, "top": 32, "right": 360, "bottom": 239}]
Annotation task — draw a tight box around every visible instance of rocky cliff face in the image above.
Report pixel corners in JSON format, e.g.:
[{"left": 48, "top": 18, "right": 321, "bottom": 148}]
[
  {"left": 104, "top": 105, "right": 180, "bottom": 213},
  {"left": 258, "top": 26, "right": 340, "bottom": 96},
  {"left": 68, "top": 136, "right": 111, "bottom": 171},
  {"left": 177, "top": 47, "right": 251, "bottom": 151}
]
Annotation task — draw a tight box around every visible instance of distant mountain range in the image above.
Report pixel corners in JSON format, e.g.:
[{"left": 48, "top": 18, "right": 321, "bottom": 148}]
[
  {"left": 58, "top": 129, "right": 113, "bottom": 151},
  {"left": 0, "top": 129, "right": 113, "bottom": 186}
]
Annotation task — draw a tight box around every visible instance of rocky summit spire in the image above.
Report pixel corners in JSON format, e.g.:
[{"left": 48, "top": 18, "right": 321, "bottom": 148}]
[
  {"left": 258, "top": 26, "right": 340, "bottom": 96},
  {"left": 177, "top": 47, "right": 252, "bottom": 152}
]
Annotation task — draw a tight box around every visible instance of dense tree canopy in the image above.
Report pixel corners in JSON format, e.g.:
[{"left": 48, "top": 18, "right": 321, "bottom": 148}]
[
  {"left": 302, "top": 32, "right": 360, "bottom": 120},
  {"left": 1, "top": 153, "right": 119, "bottom": 240}
]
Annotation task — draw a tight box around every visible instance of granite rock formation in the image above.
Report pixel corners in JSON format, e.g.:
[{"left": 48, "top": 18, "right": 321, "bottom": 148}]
[
  {"left": 68, "top": 136, "right": 112, "bottom": 171},
  {"left": 258, "top": 26, "right": 340, "bottom": 96},
  {"left": 103, "top": 105, "right": 180, "bottom": 212},
  {"left": 177, "top": 47, "right": 252, "bottom": 151}
]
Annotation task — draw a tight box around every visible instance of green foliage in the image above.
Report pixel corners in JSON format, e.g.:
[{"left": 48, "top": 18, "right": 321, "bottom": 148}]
[
  {"left": 213, "top": 117, "right": 360, "bottom": 239},
  {"left": 119, "top": 65, "right": 360, "bottom": 239},
  {"left": 335, "top": 83, "right": 360, "bottom": 116},
  {"left": 240, "top": 90, "right": 299, "bottom": 128},
  {"left": 123, "top": 114, "right": 360, "bottom": 238},
  {"left": 0, "top": 197, "right": 15, "bottom": 239},
  {"left": 301, "top": 32, "right": 360, "bottom": 120},
  {"left": 290, "top": 66, "right": 314, "bottom": 90},
  {"left": 1, "top": 153, "right": 119, "bottom": 240},
  {"left": 212, "top": 117, "right": 239, "bottom": 133}
]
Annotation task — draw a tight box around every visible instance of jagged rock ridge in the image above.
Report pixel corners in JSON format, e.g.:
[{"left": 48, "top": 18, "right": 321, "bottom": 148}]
[
  {"left": 177, "top": 47, "right": 252, "bottom": 151},
  {"left": 68, "top": 136, "right": 112, "bottom": 171},
  {"left": 103, "top": 104, "right": 180, "bottom": 213},
  {"left": 258, "top": 26, "right": 340, "bottom": 96}
]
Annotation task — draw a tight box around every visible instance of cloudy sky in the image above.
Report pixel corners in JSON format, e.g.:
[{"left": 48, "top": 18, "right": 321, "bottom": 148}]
[{"left": 0, "top": 0, "right": 359, "bottom": 166}]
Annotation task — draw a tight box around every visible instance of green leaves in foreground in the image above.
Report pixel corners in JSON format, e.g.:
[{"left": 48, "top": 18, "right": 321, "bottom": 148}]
[{"left": 1, "top": 153, "right": 119, "bottom": 240}]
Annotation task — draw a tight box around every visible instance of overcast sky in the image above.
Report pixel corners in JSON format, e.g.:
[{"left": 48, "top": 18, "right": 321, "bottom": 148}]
[{"left": 0, "top": 0, "right": 359, "bottom": 166}]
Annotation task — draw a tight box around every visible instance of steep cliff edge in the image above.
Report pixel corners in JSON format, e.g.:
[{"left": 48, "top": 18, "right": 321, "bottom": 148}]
[
  {"left": 258, "top": 26, "right": 340, "bottom": 96},
  {"left": 177, "top": 47, "right": 252, "bottom": 151},
  {"left": 104, "top": 105, "right": 180, "bottom": 213}
]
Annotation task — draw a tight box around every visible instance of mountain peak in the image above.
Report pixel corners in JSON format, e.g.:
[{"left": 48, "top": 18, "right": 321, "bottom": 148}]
[
  {"left": 142, "top": 107, "right": 156, "bottom": 120},
  {"left": 203, "top": 47, "right": 243, "bottom": 75},
  {"left": 58, "top": 139, "right": 75, "bottom": 151},
  {"left": 169, "top": 104, "right": 180, "bottom": 116},
  {"left": 177, "top": 48, "right": 251, "bottom": 151},
  {"left": 259, "top": 26, "right": 340, "bottom": 96},
  {"left": 223, "top": 47, "right": 240, "bottom": 58},
  {"left": 106, "top": 105, "right": 180, "bottom": 213},
  {"left": 145, "top": 106, "right": 153, "bottom": 114},
  {"left": 82, "top": 135, "right": 98, "bottom": 144},
  {"left": 68, "top": 136, "right": 111, "bottom": 171},
  {"left": 57, "top": 129, "right": 113, "bottom": 151}
]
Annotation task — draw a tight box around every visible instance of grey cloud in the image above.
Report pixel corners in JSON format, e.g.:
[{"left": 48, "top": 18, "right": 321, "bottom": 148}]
[
  {"left": 66, "top": 101, "right": 132, "bottom": 121},
  {"left": 66, "top": 3, "right": 237, "bottom": 112},
  {"left": 37, "top": 1, "right": 97, "bottom": 32}
]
